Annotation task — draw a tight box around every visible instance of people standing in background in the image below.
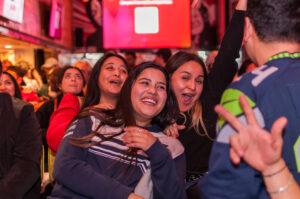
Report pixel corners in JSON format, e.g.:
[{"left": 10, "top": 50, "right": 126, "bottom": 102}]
[
  {"left": 154, "top": 48, "right": 172, "bottom": 67},
  {"left": 198, "top": 0, "right": 300, "bottom": 198},
  {"left": 164, "top": 0, "right": 246, "bottom": 198},
  {"left": 0, "top": 61, "right": 42, "bottom": 199}
]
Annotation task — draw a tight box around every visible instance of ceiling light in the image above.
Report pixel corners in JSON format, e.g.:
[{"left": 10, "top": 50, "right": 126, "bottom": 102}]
[{"left": 5, "top": 45, "right": 12, "bottom": 49}]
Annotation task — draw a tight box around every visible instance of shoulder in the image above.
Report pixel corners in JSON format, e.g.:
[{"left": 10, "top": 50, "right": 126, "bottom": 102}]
[
  {"left": 11, "top": 97, "right": 34, "bottom": 119},
  {"left": 152, "top": 132, "right": 184, "bottom": 159}
]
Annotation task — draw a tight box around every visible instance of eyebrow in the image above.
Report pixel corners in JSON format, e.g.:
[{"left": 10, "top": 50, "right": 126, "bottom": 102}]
[
  {"left": 104, "top": 62, "right": 126, "bottom": 69},
  {"left": 180, "top": 71, "right": 204, "bottom": 77},
  {"left": 138, "top": 77, "right": 167, "bottom": 85}
]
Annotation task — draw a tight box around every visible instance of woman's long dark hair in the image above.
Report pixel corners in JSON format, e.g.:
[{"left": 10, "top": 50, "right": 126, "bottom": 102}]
[
  {"left": 69, "top": 62, "right": 179, "bottom": 178},
  {"left": 2, "top": 71, "right": 22, "bottom": 99},
  {"left": 81, "top": 53, "right": 129, "bottom": 109}
]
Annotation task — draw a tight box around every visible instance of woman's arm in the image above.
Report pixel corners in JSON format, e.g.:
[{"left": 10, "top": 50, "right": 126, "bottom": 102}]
[
  {"left": 47, "top": 93, "right": 80, "bottom": 152},
  {"left": 204, "top": 1, "right": 246, "bottom": 98}
]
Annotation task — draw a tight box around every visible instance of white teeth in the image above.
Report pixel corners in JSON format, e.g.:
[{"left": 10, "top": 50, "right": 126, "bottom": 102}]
[
  {"left": 110, "top": 80, "right": 121, "bottom": 85},
  {"left": 142, "top": 98, "right": 157, "bottom": 104}
]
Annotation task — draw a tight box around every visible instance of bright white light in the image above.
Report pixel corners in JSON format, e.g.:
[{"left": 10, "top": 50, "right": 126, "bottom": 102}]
[
  {"left": 120, "top": 0, "right": 173, "bottom": 5},
  {"left": 4, "top": 45, "right": 12, "bottom": 49},
  {"left": 134, "top": 7, "right": 159, "bottom": 34}
]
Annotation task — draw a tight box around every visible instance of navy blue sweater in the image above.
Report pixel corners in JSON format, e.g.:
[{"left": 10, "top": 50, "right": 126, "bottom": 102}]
[{"left": 49, "top": 115, "right": 187, "bottom": 199}]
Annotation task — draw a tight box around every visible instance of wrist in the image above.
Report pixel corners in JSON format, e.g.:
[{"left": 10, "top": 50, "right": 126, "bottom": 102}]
[{"left": 262, "top": 158, "right": 286, "bottom": 177}]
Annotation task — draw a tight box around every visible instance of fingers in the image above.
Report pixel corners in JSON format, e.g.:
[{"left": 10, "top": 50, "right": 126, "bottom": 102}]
[
  {"left": 123, "top": 127, "right": 156, "bottom": 151},
  {"left": 163, "top": 123, "right": 179, "bottom": 138},
  {"left": 270, "top": 117, "right": 287, "bottom": 150},
  {"left": 215, "top": 104, "right": 245, "bottom": 132},
  {"left": 229, "top": 134, "right": 244, "bottom": 165},
  {"left": 270, "top": 117, "right": 287, "bottom": 139},
  {"left": 177, "top": 124, "right": 186, "bottom": 130},
  {"left": 230, "top": 148, "right": 242, "bottom": 165}
]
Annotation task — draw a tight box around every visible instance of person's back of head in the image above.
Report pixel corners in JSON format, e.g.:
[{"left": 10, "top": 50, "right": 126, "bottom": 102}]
[
  {"left": 155, "top": 48, "right": 172, "bottom": 66},
  {"left": 247, "top": 0, "right": 300, "bottom": 43}
]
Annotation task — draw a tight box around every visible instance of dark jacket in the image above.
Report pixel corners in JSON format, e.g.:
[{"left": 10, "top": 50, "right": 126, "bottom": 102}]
[{"left": 0, "top": 93, "right": 42, "bottom": 199}]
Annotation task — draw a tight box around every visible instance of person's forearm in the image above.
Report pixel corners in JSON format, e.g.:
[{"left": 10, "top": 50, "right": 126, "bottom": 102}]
[
  {"left": 236, "top": 0, "right": 247, "bottom": 11},
  {"left": 262, "top": 159, "right": 300, "bottom": 199}
]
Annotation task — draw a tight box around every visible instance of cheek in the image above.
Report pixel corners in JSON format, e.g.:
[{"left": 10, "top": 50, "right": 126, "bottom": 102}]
[{"left": 171, "top": 77, "right": 184, "bottom": 95}]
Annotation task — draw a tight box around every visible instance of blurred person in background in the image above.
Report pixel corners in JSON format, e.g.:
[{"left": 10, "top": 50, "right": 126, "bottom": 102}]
[
  {"left": 124, "top": 51, "right": 137, "bottom": 70},
  {"left": 0, "top": 71, "right": 22, "bottom": 99},
  {"left": 36, "top": 66, "right": 85, "bottom": 172},
  {"left": 1, "top": 59, "right": 12, "bottom": 71},
  {"left": 154, "top": 48, "right": 172, "bottom": 67},
  {"left": 73, "top": 60, "right": 92, "bottom": 95},
  {"left": 6, "top": 65, "right": 40, "bottom": 105},
  {"left": 38, "top": 57, "right": 59, "bottom": 99}
]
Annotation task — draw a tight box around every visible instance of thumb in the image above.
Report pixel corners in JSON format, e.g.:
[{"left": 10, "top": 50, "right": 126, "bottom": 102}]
[{"left": 177, "top": 125, "right": 186, "bottom": 130}]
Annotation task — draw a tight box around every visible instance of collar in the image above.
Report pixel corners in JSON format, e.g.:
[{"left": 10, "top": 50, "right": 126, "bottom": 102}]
[{"left": 267, "top": 52, "right": 300, "bottom": 62}]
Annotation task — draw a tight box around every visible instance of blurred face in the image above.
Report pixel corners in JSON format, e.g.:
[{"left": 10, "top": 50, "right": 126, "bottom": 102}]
[
  {"left": 98, "top": 56, "right": 128, "bottom": 101},
  {"left": 74, "top": 62, "right": 91, "bottom": 82},
  {"left": 0, "top": 73, "right": 16, "bottom": 97},
  {"left": 60, "top": 68, "right": 84, "bottom": 95},
  {"left": 125, "top": 54, "right": 136, "bottom": 68},
  {"left": 131, "top": 68, "right": 167, "bottom": 126},
  {"left": 171, "top": 61, "right": 204, "bottom": 112}
]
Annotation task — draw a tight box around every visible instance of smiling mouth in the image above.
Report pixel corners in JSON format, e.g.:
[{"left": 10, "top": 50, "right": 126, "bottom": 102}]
[
  {"left": 182, "top": 93, "right": 194, "bottom": 105},
  {"left": 109, "top": 80, "right": 122, "bottom": 85},
  {"left": 142, "top": 98, "right": 157, "bottom": 105}
]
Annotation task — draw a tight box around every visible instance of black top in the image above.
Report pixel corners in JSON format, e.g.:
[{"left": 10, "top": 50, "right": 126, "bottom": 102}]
[
  {"left": 36, "top": 94, "right": 63, "bottom": 146},
  {"left": 0, "top": 93, "right": 42, "bottom": 199},
  {"left": 177, "top": 10, "right": 245, "bottom": 175}
]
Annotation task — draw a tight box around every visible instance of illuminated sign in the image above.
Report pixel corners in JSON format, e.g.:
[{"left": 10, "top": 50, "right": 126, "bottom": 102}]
[
  {"left": 103, "top": 0, "right": 191, "bottom": 49},
  {"left": 1, "top": 0, "right": 24, "bottom": 23}
]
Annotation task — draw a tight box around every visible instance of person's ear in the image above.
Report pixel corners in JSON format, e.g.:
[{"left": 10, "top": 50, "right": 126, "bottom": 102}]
[{"left": 243, "top": 17, "right": 254, "bottom": 44}]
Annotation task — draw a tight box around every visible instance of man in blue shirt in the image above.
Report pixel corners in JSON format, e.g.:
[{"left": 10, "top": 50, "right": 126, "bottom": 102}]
[{"left": 198, "top": 0, "right": 300, "bottom": 198}]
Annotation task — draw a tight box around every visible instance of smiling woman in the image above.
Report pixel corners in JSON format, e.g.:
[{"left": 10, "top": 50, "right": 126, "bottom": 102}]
[{"left": 48, "top": 62, "right": 187, "bottom": 199}]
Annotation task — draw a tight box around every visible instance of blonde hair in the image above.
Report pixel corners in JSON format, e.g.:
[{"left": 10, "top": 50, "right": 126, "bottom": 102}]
[{"left": 189, "top": 101, "right": 214, "bottom": 141}]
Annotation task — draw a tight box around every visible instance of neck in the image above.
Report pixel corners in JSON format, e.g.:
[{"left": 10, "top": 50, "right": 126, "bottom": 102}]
[
  {"left": 99, "top": 94, "right": 118, "bottom": 106},
  {"left": 135, "top": 118, "right": 151, "bottom": 127},
  {"left": 254, "top": 41, "right": 300, "bottom": 66}
]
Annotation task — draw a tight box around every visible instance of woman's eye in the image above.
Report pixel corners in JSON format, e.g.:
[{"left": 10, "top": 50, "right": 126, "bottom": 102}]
[
  {"left": 140, "top": 81, "right": 149, "bottom": 86},
  {"left": 157, "top": 85, "right": 166, "bottom": 90},
  {"left": 106, "top": 66, "right": 113, "bottom": 70},
  {"left": 196, "top": 79, "right": 203, "bottom": 84},
  {"left": 76, "top": 74, "right": 82, "bottom": 79},
  {"left": 181, "top": 76, "right": 189, "bottom": 80},
  {"left": 120, "top": 69, "right": 127, "bottom": 74},
  {"left": 65, "top": 74, "right": 71, "bottom": 79}
]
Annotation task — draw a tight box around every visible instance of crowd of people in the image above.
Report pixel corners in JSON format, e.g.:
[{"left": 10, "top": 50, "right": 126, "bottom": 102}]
[{"left": 0, "top": 0, "right": 299, "bottom": 198}]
